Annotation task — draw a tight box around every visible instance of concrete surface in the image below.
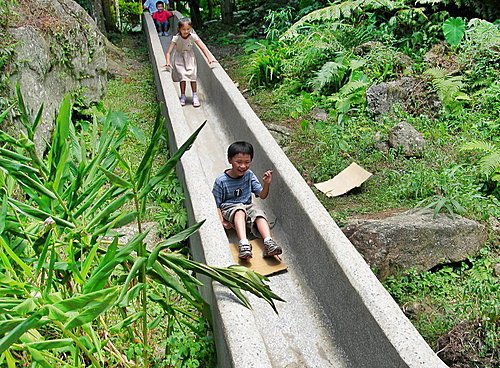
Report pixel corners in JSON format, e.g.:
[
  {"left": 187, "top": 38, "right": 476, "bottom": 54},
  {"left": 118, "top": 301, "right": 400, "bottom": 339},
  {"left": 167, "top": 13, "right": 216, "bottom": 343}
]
[{"left": 143, "top": 13, "right": 448, "bottom": 368}]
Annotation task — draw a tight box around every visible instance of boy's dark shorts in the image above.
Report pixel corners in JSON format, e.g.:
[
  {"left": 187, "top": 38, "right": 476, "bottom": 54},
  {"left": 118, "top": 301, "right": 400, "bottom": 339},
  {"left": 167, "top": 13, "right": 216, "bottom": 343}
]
[{"left": 221, "top": 203, "right": 268, "bottom": 238}]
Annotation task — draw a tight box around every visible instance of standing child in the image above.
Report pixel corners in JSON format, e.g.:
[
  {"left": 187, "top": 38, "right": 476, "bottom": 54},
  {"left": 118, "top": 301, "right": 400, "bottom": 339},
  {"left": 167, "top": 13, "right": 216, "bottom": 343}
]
[
  {"left": 165, "top": 18, "right": 217, "bottom": 107},
  {"left": 212, "top": 141, "right": 283, "bottom": 260},
  {"left": 152, "top": 1, "right": 173, "bottom": 36}
]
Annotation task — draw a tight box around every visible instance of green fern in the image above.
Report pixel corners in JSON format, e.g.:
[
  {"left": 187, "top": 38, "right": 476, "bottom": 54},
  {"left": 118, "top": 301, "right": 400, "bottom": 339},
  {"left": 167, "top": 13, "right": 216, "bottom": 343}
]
[
  {"left": 281, "top": 0, "right": 402, "bottom": 39},
  {"left": 310, "top": 61, "right": 348, "bottom": 92},
  {"left": 424, "top": 67, "right": 470, "bottom": 113},
  {"left": 462, "top": 140, "right": 500, "bottom": 180}
]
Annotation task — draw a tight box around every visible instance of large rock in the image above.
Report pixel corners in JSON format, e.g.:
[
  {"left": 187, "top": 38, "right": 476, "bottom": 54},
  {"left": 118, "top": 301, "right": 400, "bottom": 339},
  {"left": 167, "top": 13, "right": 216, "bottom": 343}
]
[
  {"left": 343, "top": 210, "right": 487, "bottom": 278},
  {"left": 7, "top": 0, "right": 107, "bottom": 154},
  {"left": 366, "top": 77, "right": 440, "bottom": 116},
  {"left": 388, "top": 121, "right": 426, "bottom": 157}
]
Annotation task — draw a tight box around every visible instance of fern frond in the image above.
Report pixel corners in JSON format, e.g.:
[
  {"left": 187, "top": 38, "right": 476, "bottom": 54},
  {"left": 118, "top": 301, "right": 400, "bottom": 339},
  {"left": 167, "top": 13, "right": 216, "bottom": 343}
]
[
  {"left": 310, "top": 61, "right": 347, "bottom": 91},
  {"left": 462, "top": 140, "right": 496, "bottom": 153},
  {"left": 423, "top": 67, "right": 447, "bottom": 80},
  {"left": 281, "top": 0, "right": 398, "bottom": 40},
  {"left": 479, "top": 151, "right": 500, "bottom": 177},
  {"left": 338, "top": 80, "right": 369, "bottom": 97}
]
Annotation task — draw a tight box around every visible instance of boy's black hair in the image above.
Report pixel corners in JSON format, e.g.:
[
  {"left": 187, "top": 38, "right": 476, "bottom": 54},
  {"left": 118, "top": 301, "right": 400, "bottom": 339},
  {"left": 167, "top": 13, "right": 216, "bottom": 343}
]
[
  {"left": 155, "top": 1, "right": 164, "bottom": 6},
  {"left": 227, "top": 141, "right": 254, "bottom": 160}
]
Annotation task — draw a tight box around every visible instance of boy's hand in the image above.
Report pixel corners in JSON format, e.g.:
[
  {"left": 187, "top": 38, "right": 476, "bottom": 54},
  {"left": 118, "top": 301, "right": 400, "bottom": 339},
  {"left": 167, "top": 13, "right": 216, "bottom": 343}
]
[{"left": 262, "top": 170, "right": 273, "bottom": 184}]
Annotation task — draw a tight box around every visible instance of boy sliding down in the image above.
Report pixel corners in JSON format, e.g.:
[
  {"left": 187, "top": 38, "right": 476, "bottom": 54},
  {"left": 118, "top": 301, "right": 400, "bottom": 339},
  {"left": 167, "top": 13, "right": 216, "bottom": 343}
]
[{"left": 212, "top": 141, "right": 283, "bottom": 260}]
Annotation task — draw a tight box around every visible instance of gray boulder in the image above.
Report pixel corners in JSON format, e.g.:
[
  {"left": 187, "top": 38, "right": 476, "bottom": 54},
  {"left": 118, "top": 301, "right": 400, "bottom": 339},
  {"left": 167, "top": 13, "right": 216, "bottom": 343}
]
[
  {"left": 343, "top": 210, "right": 487, "bottom": 278},
  {"left": 7, "top": 0, "right": 107, "bottom": 154},
  {"left": 388, "top": 121, "right": 426, "bottom": 157},
  {"left": 366, "top": 77, "right": 417, "bottom": 115}
]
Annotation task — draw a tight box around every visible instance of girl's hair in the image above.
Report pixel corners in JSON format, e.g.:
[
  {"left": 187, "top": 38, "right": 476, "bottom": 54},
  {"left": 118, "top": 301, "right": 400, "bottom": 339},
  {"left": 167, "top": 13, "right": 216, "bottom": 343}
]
[
  {"left": 177, "top": 17, "right": 192, "bottom": 31},
  {"left": 227, "top": 141, "right": 254, "bottom": 160}
]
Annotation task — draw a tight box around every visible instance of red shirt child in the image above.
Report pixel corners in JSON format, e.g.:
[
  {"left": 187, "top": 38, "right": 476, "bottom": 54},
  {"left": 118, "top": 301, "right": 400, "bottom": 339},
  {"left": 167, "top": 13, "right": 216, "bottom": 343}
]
[{"left": 152, "top": 6, "right": 172, "bottom": 23}]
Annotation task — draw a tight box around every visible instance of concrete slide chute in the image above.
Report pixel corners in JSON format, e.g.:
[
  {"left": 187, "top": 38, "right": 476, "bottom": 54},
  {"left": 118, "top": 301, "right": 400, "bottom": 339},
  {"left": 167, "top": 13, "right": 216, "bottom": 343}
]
[{"left": 143, "top": 14, "right": 447, "bottom": 368}]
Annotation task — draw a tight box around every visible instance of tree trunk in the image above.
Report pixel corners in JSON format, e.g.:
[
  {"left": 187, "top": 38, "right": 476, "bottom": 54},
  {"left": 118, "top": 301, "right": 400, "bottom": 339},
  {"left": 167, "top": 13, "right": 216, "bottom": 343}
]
[
  {"left": 221, "top": 0, "right": 233, "bottom": 24},
  {"left": 102, "top": 0, "right": 118, "bottom": 32},
  {"left": 186, "top": 0, "right": 202, "bottom": 28},
  {"left": 206, "top": 0, "right": 213, "bottom": 20},
  {"left": 89, "top": 0, "right": 107, "bottom": 34}
]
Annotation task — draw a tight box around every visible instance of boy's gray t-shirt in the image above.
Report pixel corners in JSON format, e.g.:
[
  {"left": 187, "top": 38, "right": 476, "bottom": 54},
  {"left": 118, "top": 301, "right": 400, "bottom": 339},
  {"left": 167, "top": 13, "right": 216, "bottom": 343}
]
[{"left": 212, "top": 170, "right": 262, "bottom": 209}]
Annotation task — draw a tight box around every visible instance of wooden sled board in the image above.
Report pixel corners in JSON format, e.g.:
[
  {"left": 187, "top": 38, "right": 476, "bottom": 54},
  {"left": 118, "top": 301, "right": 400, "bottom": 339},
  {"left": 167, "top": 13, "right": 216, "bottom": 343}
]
[{"left": 229, "top": 238, "right": 288, "bottom": 276}]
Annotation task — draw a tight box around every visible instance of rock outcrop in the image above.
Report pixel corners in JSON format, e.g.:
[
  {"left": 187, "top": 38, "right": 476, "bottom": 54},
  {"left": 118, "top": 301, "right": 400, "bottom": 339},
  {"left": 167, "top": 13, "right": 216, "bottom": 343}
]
[
  {"left": 343, "top": 210, "right": 487, "bottom": 278},
  {"left": 7, "top": 0, "right": 107, "bottom": 153}
]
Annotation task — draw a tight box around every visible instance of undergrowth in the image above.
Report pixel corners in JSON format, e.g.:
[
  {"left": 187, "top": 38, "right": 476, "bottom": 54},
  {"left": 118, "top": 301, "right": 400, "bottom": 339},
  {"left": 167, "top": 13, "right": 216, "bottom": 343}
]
[{"left": 100, "top": 33, "right": 215, "bottom": 367}]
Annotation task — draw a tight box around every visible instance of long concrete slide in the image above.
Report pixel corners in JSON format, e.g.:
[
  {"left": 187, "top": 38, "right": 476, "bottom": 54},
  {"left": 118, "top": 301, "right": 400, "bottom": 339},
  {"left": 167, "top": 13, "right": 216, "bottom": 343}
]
[{"left": 143, "top": 14, "right": 446, "bottom": 368}]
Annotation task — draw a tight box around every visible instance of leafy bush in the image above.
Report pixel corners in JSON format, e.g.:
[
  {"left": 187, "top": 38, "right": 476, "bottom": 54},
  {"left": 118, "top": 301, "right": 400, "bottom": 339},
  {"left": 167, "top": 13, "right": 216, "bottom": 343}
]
[
  {"left": 244, "top": 39, "right": 285, "bottom": 86},
  {"left": 458, "top": 19, "right": 500, "bottom": 88},
  {"left": 383, "top": 245, "right": 499, "bottom": 364},
  {"left": 119, "top": 0, "right": 142, "bottom": 32},
  {"left": 0, "top": 89, "right": 283, "bottom": 366}
]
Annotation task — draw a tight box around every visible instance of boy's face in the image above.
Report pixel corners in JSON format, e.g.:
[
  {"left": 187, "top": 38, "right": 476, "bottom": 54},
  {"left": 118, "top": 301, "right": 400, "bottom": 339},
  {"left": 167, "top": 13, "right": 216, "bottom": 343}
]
[
  {"left": 228, "top": 153, "right": 252, "bottom": 177},
  {"left": 156, "top": 3, "right": 163, "bottom": 10}
]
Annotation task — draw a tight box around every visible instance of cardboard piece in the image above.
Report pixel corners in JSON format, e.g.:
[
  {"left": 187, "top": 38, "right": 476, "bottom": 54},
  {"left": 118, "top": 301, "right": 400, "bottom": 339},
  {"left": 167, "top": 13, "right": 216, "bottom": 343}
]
[
  {"left": 229, "top": 238, "right": 288, "bottom": 276},
  {"left": 314, "top": 162, "right": 372, "bottom": 197}
]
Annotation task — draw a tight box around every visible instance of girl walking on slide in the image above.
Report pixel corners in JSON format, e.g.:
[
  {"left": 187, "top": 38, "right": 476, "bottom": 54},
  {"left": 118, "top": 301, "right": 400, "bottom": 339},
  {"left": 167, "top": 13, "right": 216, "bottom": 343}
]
[{"left": 165, "top": 18, "right": 217, "bottom": 107}]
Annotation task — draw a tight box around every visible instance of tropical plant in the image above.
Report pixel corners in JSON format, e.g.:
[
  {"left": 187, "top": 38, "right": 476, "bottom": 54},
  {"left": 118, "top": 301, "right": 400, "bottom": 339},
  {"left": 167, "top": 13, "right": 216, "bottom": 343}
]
[
  {"left": 458, "top": 18, "right": 500, "bottom": 88},
  {"left": 244, "top": 39, "right": 285, "bottom": 86},
  {"left": 0, "top": 88, "right": 283, "bottom": 366},
  {"left": 461, "top": 140, "right": 500, "bottom": 196},
  {"left": 416, "top": 0, "right": 500, "bottom": 21},
  {"left": 264, "top": 7, "right": 293, "bottom": 40},
  {"left": 442, "top": 17, "right": 465, "bottom": 46},
  {"left": 281, "top": 0, "right": 403, "bottom": 39},
  {"left": 424, "top": 67, "right": 470, "bottom": 113}
]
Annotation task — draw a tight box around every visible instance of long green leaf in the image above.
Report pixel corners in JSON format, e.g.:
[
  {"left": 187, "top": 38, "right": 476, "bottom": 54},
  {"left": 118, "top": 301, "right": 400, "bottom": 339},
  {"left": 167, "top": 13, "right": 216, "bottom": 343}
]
[
  {"left": 0, "top": 237, "right": 32, "bottom": 277},
  {"left": 139, "top": 121, "right": 206, "bottom": 198},
  {"left": 83, "top": 232, "right": 147, "bottom": 293},
  {"left": 7, "top": 198, "right": 75, "bottom": 228},
  {"left": 54, "top": 286, "right": 120, "bottom": 312},
  {"left": 85, "top": 191, "right": 133, "bottom": 230},
  {"left": 24, "top": 339, "right": 73, "bottom": 350},
  {"left": 109, "top": 311, "right": 145, "bottom": 333},
  {"left": 117, "top": 258, "right": 147, "bottom": 305},
  {"left": 64, "top": 287, "right": 120, "bottom": 330},
  {"left": 0, "top": 308, "right": 48, "bottom": 354},
  {"left": 0, "top": 105, "right": 12, "bottom": 125},
  {"left": 147, "top": 220, "right": 204, "bottom": 269},
  {"left": 135, "top": 110, "right": 163, "bottom": 189},
  {"left": 99, "top": 166, "right": 133, "bottom": 188},
  {"left": 117, "top": 283, "right": 144, "bottom": 307},
  {"left": 15, "top": 83, "right": 31, "bottom": 132},
  {"left": 12, "top": 171, "right": 57, "bottom": 200},
  {"left": 0, "top": 147, "right": 31, "bottom": 163},
  {"left": 0, "top": 156, "right": 40, "bottom": 176},
  {"left": 0, "top": 192, "right": 7, "bottom": 234}
]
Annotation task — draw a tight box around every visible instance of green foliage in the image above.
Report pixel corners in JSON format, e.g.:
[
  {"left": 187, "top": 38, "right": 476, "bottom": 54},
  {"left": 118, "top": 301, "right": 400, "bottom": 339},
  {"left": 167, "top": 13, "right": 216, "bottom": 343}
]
[
  {"left": 442, "top": 17, "right": 465, "bottom": 46},
  {"left": 416, "top": 0, "right": 500, "bottom": 21},
  {"left": 424, "top": 67, "right": 469, "bottom": 113},
  {"left": 119, "top": 0, "right": 142, "bottom": 32},
  {"left": 461, "top": 140, "right": 500, "bottom": 196},
  {"left": 264, "top": 7, "right": 293, "bottom": 40},
  {"left": 282, "top": 0, "right": 401, "bottom": 39},
  {"left": 383, "top": 245, "right": 499, "bottom": 362},
  {"left": 0, "top": 0, "right": 17, "bottom": 110},
  {"left": 243, "top": 39, "right": 285, "bottom": 86},
  {"left": 457, "top": 19, "right": 500, "bottom": 89},
  {"left": 0, "top": 90, "right": 283, "bottom": 366}
]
